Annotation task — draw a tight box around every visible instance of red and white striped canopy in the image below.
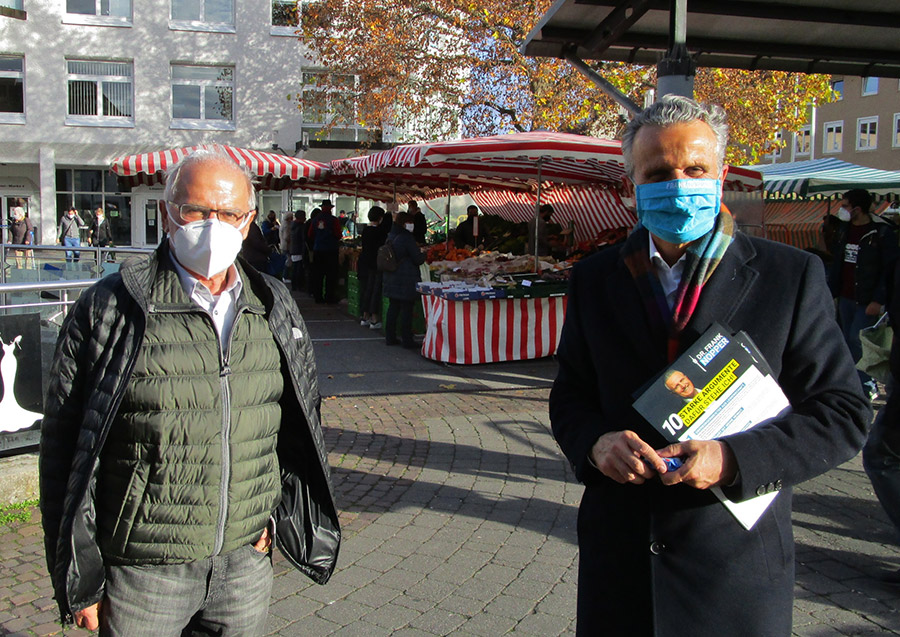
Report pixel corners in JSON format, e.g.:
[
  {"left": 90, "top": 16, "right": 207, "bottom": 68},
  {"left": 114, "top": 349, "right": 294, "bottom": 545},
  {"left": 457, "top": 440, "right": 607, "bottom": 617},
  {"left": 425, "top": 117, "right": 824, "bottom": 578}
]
[
  {"left": 473, "top": 187, "right": 637, "bottom": 244},
  {"left": 332, "top": 131, "right": 762, "bottom": 199},
  {"left": 110, "top": 144, "right": 331, "bottom": 191},
  {"left": 350, "top": 131, "right": 628, "bottom": 190}
]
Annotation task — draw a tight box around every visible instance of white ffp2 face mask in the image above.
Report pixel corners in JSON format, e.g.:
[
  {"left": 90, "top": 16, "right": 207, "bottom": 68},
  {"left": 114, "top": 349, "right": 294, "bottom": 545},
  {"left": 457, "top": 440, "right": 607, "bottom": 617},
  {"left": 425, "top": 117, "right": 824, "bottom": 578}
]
[
  {"left": 837, "top": 207, "right": 852, "bottom": 222},
  {"left": 168, "top": 215, "right": 249, "bottom": 279}
]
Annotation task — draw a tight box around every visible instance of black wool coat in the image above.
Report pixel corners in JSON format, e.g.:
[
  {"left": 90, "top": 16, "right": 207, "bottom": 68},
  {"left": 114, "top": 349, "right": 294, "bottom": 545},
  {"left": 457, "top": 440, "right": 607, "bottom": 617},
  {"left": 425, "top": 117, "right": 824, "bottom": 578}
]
[
  {"left": 382, "top": 227, "right": 425, "bottom": 301},
  {"left": 550, "top": 229, "right": 870, "bottom": 637}
]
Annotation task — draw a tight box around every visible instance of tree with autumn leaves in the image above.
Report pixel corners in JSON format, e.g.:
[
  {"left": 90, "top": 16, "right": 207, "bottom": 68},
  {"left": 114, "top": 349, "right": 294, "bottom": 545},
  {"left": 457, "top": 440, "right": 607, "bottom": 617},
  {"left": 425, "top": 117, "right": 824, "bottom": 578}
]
[{"left": 298, "top": 0, "right": 831, "bottom": 164}]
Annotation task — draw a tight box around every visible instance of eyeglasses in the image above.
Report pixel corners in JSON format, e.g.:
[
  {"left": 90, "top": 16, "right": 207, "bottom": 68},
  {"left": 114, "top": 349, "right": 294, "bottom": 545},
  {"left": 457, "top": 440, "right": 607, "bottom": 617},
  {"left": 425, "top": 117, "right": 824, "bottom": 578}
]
[{"left": 166, "top": 201, "right": 253, "bottom": 227}]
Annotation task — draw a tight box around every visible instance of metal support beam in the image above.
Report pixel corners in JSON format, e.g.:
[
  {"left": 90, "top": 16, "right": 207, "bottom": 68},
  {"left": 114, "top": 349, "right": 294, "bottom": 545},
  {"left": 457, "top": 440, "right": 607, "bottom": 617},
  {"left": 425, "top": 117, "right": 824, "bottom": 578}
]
[
  {"left": 657, "top": 0, "right": 695, "bottom": 99},
  {"left": 563, "top": 50, "right": 642, "bottom": 116}
]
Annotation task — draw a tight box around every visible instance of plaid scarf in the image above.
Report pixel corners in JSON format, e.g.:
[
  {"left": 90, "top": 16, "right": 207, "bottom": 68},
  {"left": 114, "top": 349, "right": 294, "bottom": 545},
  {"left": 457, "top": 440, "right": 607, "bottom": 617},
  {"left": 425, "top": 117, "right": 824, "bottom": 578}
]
[{"left": 623, "top": 205, "right": 735, "bottom": 362}]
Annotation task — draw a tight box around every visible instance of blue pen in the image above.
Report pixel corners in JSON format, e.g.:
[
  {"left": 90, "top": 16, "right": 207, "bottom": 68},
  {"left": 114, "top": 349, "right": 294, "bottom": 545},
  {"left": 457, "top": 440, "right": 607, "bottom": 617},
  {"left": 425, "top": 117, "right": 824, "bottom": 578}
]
[{"left": 662, "top": 457, "right": 683, "bottom": 471}]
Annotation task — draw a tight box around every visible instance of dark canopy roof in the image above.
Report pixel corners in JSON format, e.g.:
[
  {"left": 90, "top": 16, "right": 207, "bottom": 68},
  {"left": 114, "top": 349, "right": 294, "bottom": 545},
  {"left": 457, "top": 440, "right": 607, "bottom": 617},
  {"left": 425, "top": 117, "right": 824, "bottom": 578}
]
[{"left": 522, "top": 0, "right": 900, "bottom": 78}]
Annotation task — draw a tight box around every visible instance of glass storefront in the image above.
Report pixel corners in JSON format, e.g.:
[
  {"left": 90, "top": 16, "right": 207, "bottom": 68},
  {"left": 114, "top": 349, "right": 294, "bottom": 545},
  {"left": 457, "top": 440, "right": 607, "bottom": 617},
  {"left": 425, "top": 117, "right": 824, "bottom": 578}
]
[{"left": 56, "top": 168, "right": 133, "bottom": 246}]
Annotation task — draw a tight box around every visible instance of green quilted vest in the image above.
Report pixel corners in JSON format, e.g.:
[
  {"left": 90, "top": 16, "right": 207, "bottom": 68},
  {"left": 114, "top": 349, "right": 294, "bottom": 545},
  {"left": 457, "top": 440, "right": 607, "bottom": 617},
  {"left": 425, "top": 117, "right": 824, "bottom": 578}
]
[{"left": 96, "top": 264, "right": 284, "bottom": 564}]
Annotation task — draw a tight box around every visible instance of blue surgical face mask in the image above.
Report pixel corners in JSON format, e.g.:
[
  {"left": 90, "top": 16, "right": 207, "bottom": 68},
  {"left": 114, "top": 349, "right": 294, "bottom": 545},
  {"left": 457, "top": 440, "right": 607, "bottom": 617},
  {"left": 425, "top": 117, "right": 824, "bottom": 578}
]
[{"left": 635, "top": 178, "right": 722, "bottom": 244}]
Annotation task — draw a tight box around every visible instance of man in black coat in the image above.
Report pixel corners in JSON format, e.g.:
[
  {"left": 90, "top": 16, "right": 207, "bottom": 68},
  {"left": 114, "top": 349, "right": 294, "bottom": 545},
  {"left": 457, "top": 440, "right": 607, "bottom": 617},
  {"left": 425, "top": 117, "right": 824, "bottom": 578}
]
[
  {"left": 454, "top": 204, "right": 488, "bottom": 249},
  {"left": 826, "top": 188, "right": 899, "bottom": 401},
  {"left": 550, "top": 96, "right": 870, "bottom": 636}
]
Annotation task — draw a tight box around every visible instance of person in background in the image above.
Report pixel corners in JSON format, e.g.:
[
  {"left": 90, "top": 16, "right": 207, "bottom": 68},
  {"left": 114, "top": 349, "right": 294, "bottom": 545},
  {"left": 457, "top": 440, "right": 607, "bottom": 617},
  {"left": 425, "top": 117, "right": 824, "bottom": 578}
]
[
  {"left": 289, "top": 210, "right": 307, "bottom": 292},
  {"left": 827, "top": 188, "right": 899, "bottom": 401},
  {"left": 358, "top": 206, "right": 386, "bottom": 329},
  {"left": 527, "top": 203, "right": 555, "bottom": 256},
  {"left": 382, "top": 212, "right": 426, "bottom": 348},
  {"left": 260, "top": 210, "right": 280, "bottom": 247},
  {"left": 307, "top": 200, "right": 341, "bottom": 304},
  {"left": 10, "top": 206, "right": 33, "bottom": 268},
  {"left": 408, "top": 200, "right": 427, "bottom": 245},
  {"left": 40, "top": 149, "right": 339, "bottom": 634},
  {"left": 89, "top": 206, "right": 113, "bottom": 249},
  {"left": 241, "top": 218, "right": 271, "bottom": 272},
  {"left": 58, "top": 206, "right": 85, "bottom": 263},
  {"left": 550, "top": 95, "right": 869, "bottom": 636},
  {"left": 279, "top": 211, "right": 292, "bottom": 255},
  {"left": 863, "top": 256, "right": 900, "bottom": 585},
  {"left": 454, "top": 204, "right": 489, "bottom": 249}
]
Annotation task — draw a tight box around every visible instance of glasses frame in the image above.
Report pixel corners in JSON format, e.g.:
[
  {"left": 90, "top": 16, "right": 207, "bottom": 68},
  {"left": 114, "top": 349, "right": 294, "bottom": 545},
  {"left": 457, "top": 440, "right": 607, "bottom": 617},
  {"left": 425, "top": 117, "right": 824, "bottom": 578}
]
[{"left": 165, "top": 201, "right": 254, "bottom": 226}]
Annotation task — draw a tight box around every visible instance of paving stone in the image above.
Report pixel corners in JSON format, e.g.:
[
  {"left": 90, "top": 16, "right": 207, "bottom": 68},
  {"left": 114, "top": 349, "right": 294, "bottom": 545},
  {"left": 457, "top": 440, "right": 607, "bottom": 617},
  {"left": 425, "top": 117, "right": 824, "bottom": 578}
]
[
  {"left": 6, "top": 375, "right": 900, "bottom": 636},
  {"left": 407, "top": 607, "right": 467, "bottom": 634},
  {"left": 512, "top": 611, "right": 573, "bottom": 635}
]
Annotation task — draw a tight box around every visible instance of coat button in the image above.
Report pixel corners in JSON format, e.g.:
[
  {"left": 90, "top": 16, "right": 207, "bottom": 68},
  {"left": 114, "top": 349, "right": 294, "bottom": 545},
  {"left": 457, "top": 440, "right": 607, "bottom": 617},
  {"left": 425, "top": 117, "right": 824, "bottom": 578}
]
[
  {"left": 756, "top": 485, "right": 767, "bottom": 496},
  {"left": 649, "top": 541, "right": 665, "bottom": 555}
]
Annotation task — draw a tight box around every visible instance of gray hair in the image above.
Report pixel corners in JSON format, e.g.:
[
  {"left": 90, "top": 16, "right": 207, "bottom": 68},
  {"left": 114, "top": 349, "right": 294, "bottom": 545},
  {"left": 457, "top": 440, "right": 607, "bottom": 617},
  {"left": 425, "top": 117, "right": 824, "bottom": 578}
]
[
  {"left": 621, "top": 95, "right": 728, "bottom": 178},
  {"left": 163, "top": 148, "right": 257, "bottom": 211}
]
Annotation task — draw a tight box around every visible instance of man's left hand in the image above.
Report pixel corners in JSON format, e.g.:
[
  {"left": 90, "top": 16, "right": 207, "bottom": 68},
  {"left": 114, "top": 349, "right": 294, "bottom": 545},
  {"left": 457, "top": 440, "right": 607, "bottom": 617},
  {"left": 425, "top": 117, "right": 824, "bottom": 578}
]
[
  {"left": 252, "top": 527, "right": 272, "bottom": 553},
  {"left": 656, "top": 440, "right": 737, "bottom": 489},
  {"left": 865, "top": 301, "right": 883, "bottom": 317}
]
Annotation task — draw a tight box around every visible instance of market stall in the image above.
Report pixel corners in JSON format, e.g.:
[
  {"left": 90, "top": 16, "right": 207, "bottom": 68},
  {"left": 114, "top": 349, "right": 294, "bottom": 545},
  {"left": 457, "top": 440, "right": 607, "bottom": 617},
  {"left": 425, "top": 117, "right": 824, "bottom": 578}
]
[
  {"left": 420, "top": 293, "right": 567, "bottom": 364},
  {"left": 333, "top": 132, "right": 762, "bottom": 363},
  {"left": 741, "top": 158, "right": 900, "bottom": 250},
  {"left": 110, "top": 144, "right": 331, "bottom": 190}
]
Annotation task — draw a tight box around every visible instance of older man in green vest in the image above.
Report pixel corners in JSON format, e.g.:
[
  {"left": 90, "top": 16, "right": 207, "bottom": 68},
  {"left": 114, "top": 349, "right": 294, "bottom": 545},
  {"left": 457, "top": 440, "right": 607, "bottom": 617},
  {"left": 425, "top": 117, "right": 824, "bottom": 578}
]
[{"left": 40, "top": 150, "right": 340, "bottom": 635}]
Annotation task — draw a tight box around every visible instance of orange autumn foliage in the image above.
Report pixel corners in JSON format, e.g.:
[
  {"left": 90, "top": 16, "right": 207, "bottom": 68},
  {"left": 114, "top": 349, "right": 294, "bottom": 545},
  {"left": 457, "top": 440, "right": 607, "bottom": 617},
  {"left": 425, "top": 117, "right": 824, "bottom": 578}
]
[{"left": 298, "top": 0, "right": 832, "bottom": 165}]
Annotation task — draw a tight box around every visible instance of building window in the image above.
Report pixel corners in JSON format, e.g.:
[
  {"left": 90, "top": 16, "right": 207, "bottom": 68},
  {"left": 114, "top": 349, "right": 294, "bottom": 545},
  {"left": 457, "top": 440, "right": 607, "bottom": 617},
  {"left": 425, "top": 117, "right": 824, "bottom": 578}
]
[
  {"left": 301, "top": 70, "right": 378, "bottom": 143},
  {"left": 55, "top": 168, "right": 133, "bottom": 246},
  {"left": 823, "top": 121, "right": 842, "bottom": 154},
  {"left": 893, "top": 114, "right": 900, "bottom": 149},
  {"left": 831, "top": 78, "right": 843, "bottom": 101},
  {"left": 794, "top": 126, "right": 811, "bottom": 156},
  {"left": 857, "top": 116, "right": 878, "bottom": 151},
  {"left": 64, "top": 0, "right": 132, "bottom": 25},
  {"left": 862, "top": 77, "right": 879, "bottom": 96},
  {"left": 170, "top": 0, "right": 234, "bottom": 32},
  {"left": 272, "top": 0, "right": 298, "bottom": 34},
  {"left": 170, "top": 64, "right": 234, "bottom": 130},
  {"left": 66, "top": 60, "right": 134, "bottom": 127},
  {"left": 0, "top": 55, "right": 25, "bottom": 124},
  {"left": 0, "top": 0, "right": 25, "bottom": 19}
]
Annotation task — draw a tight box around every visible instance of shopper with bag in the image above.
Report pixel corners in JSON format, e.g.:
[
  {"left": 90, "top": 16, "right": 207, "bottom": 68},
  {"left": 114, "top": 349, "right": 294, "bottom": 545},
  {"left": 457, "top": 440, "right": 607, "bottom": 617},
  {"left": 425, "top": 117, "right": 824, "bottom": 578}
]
[{"left": 382, "top": 212, "right": 425, "bottom": 348}]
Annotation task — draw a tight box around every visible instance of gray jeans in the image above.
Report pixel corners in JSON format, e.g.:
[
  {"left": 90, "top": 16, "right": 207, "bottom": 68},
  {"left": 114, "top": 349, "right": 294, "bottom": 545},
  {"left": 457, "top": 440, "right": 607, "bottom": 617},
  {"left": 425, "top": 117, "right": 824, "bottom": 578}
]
[{"left": 102, "top": 544, "right": 273, "bottom": 636}]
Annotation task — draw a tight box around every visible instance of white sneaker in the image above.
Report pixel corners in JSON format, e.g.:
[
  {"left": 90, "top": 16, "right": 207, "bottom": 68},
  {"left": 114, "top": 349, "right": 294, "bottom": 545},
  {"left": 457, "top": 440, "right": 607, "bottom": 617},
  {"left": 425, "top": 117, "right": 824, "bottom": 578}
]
[
  {"left": 369, "top": 321, "right": 382, "bottom": 329},
  {"left": 360, "top": 319, "right": 370, "bottom": 327}
]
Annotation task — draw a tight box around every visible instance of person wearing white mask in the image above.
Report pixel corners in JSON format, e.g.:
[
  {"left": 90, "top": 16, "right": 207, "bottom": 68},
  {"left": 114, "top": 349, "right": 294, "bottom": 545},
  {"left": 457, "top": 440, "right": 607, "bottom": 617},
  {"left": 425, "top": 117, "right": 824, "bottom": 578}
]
[
  {"left": 826, "top": 188, "right": 900, "bottom": 402},
  {"left": 40, "top": 149, "right": 340, "bottom": 634}
]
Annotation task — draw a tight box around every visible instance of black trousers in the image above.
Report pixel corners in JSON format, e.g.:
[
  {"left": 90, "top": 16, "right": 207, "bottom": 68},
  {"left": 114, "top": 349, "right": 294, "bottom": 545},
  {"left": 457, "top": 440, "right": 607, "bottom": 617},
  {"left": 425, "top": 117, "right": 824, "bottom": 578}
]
[
  {"left": 385, "top": 298, "right": 414, "bottom": 345},
  {"left": 311, "top": 250, "right": 339, "bottom": 303}
]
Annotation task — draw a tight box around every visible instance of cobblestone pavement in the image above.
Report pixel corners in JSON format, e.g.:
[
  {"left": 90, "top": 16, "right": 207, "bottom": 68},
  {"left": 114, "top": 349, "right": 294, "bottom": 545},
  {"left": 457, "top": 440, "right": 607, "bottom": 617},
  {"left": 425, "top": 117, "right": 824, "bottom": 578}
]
[
  {"left": 4, "top": 293, "right": 900, "bottom": 635},
  {"left": 3, "top": 386, "right": 900, "bottom": 636}
]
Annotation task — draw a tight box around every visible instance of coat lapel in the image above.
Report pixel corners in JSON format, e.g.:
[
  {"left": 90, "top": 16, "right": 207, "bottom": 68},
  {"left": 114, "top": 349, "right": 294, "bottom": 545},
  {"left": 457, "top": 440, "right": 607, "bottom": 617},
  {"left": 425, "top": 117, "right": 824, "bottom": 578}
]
[
  {"left": 681, "top": 233, "right": 759, "bottom": 347},
  {"left": 605, "top": 252, "right": 669, "bottom": 372}
]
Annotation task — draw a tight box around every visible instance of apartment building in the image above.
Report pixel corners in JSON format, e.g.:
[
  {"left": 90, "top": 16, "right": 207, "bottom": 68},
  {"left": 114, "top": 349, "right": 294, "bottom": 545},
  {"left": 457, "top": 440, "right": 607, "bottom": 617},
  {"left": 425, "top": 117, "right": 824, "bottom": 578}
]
[
  {"left": 772, "top": 75, "right": 900, "bottom": 172},
  {"left": 0, "top": 1, "right": 392, "bottom": 247}
]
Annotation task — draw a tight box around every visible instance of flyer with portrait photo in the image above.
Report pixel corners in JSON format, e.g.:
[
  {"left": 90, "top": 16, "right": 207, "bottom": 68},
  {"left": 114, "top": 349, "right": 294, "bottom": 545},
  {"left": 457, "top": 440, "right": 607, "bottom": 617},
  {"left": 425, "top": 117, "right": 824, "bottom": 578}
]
[{"left": 633, "top": 323, "right": 791, "bottom": 529}]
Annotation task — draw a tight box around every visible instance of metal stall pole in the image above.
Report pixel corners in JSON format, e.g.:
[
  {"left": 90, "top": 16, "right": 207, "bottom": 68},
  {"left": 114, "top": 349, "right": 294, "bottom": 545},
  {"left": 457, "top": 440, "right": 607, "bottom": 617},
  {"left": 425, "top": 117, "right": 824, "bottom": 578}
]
[
  {"left": 445, "top": 175, "right": 452, "bottom": 249},
  {"left": 533, "top": 160, "right": 543, "bottom": 274}
]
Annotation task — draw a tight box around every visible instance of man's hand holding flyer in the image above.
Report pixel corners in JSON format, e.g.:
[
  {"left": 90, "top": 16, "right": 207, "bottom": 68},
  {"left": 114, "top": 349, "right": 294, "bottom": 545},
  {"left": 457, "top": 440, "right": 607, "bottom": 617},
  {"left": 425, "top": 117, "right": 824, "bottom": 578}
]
[{"left": 633, "top": 323, "right": 791, "bottom": 529}]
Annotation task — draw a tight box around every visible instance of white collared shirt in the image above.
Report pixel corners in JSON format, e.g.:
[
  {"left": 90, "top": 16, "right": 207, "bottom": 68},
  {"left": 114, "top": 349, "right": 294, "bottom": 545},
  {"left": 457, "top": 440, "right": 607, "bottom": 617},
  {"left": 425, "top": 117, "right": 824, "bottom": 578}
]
[
  {"left": 648, "top": 234, "right": 687, "bottom": 311},
  {"left": 169, "top": 253, "right": 243, "bottom": 351}
]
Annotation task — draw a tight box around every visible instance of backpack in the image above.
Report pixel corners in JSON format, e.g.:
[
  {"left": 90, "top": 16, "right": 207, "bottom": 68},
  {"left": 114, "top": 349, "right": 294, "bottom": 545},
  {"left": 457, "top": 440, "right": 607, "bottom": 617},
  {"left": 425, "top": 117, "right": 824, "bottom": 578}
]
[{"left": 376, "top": 238, "right": 398, "bottom": 272}]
